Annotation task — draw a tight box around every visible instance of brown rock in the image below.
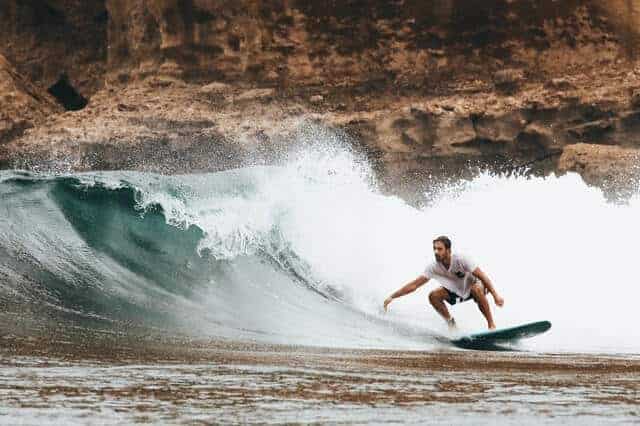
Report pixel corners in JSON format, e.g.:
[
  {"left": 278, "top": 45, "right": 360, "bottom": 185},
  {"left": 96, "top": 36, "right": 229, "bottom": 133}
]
[
  {"left": 0, "top": 119, "right": 31, "bottom": 144},
  {"left": 518, "top": 122, "right": 555, "bottom": 149},
  {"left": 433, "top": 115, "right": 476, "bottom": 149},
  {"left": 117, "top": 103, "right": 137, "bottom": 112},
  {"left": 474, "top": 112, "right": 525, "bottom": 142},
  {"left": 266, "top": 71, "right": 280, "bottom": 82},
  {"left": 145, "top": 75, "right": 184, "bottom": 89},
  {"left": 158, "top": 61, "right": 183, "bottom": 78},
  {"left": 0, "top": 54, "right": 58, "bottom": 144},
  {"left": 235, "top": 88, "right": 275, "bottom": 102},
  {"left": 199, "top": 82, "right": 231, "bottom": 103},
  {"left": 0, "top": 1, "right": 107, "bottom": 96},
  {"left": 631, "top": 89, "right": 640, "bottom": 108},
  {"left": 1, "top": 0, "right": 639, "bottom": 202},
  {"left": 401, "top": 127, "right": 422, "bottom": 146},
  {"left": 199, "top": 82, "right": 231, "bottom": 95},
  {"left": 558, "top": 143, "right": 640, "bottom": 190},
  {"left": 545, "top": 78, "right": 576, "bottom": 91},
  {"left": 310, "top": 95, "right": 324, "bottom": 104},
  {"left": 4, "top": 0, "right": 630, "bottom": 97},
  {"left": 493, "top": 68, "right": 525, "bottom": 93},
  {"left": 566, "top": 119, "right": 615, "bottom": 141}
]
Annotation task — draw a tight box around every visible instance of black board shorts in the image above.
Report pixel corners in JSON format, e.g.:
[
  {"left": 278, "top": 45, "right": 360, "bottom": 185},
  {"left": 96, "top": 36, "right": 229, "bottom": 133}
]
[{"left": 444, "top": 282, "right": 485, "bottom": 305}]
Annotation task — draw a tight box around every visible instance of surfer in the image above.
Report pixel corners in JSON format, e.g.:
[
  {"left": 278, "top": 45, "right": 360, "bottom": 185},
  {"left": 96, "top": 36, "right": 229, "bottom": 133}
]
[{"left": 384, "top": 236, "right": 504, "bottom": 330}]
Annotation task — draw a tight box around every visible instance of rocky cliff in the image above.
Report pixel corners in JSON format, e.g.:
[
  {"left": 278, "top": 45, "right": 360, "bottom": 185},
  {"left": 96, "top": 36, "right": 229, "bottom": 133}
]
[{"left": 2, "top": 0, "right": 640, "bottom": 199}]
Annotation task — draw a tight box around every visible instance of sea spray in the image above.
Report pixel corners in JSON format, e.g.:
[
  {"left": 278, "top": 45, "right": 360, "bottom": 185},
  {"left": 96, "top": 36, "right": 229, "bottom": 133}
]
[{"left": 1, "top": 140, "right": 639, "bottom": 352}]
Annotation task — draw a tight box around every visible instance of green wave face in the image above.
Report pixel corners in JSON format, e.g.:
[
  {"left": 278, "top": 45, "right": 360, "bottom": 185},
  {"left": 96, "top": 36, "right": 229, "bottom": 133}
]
[
  {"left": 0, "top": 170, "right": 410, "bottom": 349},
  {"left": 1, "top": 173, "right": 216, "bottom": 333},
  {"left": 50, "top": 177, "right": 208, "bottom": 296}
]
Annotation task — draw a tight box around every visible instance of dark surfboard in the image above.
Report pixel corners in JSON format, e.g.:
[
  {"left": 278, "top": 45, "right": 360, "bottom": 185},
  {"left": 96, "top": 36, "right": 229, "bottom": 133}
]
[{"left": 451, "top": 320, "right": 552, "bottom": 350}]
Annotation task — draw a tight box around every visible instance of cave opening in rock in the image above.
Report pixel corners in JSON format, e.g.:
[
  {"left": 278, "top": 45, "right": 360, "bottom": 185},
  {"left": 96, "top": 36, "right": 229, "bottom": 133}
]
[{"left": 47, "top": 73, "right": 88, "bottom": 111}]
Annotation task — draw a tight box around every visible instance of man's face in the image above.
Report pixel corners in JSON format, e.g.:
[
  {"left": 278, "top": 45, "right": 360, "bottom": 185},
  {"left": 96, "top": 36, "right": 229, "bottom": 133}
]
[{"left": 433, "top": 241, "right": 450, "bottom": 263}]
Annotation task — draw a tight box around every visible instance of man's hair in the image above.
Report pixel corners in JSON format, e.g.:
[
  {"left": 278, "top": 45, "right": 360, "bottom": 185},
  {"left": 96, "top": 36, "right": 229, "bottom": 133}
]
[{"left": 433, "top": 235, "right": 451, "bottom": 249}]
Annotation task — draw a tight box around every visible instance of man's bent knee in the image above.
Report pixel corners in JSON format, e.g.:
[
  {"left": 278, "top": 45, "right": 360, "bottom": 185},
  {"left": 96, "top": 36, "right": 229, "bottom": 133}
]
[
  {"left": 429, "top": 290, "right": 443, "bottom": 305},
  {"left": 470, "top": 282, "right": 485, "bottom": 300}
]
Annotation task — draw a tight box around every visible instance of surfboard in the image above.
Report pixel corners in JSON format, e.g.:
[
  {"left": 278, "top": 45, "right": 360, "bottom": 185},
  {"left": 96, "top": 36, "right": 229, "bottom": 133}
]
[{"left": 450, "top": 320, "right": 551, "bottom": 350}]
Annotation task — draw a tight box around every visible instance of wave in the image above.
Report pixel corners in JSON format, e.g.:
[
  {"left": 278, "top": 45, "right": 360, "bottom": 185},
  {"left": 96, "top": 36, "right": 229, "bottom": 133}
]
[
  {"left": 0, "top": 149, "right": 432, "bottom": 349},
  {"left": 1, "top": 143, "right": 640, "bottom": 354}
]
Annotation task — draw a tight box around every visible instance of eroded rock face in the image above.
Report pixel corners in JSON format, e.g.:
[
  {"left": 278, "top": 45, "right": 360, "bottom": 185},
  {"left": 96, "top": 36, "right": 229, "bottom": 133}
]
[
  {"left": 558, "top": 143, "right": 640, "bottom": 197},
  {"left": 0, "top": 1, "right": 107, "bottom": 96},
  {"left": 100, "top": 0, "right": 638, "bottom": 89},
  {"left": 4, "top": 0, "right": 628, "bottom": 91},
  {"left": 1, "top": 0, "right": 640, "bottom": 200},
  {"left": 0, "top": 55, "right": 59, "bottom": 150}
]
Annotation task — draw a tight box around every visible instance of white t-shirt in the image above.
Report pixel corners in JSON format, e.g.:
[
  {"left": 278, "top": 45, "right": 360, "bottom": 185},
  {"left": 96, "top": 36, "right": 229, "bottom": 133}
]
[{"left": 422, "top": 253, "right": 478, "bottom": 298}]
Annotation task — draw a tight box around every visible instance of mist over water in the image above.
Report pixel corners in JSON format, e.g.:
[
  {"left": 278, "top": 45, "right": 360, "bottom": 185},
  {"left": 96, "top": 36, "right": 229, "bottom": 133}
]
[
  {"left": 374, "top": 173, "right": 640, "bottom": 353},
  {"left": 252, "top": 145, "right": 640, "bottom": 353},
  {"left": 1, "top": 129, "right": 639, "bottom": 354}
]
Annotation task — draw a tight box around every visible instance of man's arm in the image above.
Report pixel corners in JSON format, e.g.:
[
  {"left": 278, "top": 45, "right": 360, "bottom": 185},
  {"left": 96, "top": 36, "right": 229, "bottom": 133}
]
[
  {"left": 472, "top": 267, "right": 504, "bottom": 307},
  {"left": 384, "top": 275, "right": 429, "bottom": 312}
]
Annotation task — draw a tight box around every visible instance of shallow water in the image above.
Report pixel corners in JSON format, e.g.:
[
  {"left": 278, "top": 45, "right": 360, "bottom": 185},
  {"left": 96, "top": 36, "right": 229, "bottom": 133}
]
[
  {"left": 1, "top": 344, "right": 638, "bottom": 425},
  {"left": 2, "top": 135, "right": 640, "bottom": 424}
]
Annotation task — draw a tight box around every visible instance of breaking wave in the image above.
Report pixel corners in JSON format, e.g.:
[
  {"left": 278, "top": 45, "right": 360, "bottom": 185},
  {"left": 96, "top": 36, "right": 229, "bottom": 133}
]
[{"left": 1, "top": 140, "right": 639, "bottom": 354}]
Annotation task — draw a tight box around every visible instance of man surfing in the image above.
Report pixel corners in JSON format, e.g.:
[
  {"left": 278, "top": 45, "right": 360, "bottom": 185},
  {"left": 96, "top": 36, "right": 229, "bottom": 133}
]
[{"left": 384, "top": 236, "right": 504, "bottom": 330}]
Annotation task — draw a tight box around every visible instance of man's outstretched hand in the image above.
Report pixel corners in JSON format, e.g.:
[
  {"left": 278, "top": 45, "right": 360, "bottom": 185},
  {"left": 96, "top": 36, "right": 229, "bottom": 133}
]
[{"left": 383, "top": 297, "right": 393, "bottom": 312}]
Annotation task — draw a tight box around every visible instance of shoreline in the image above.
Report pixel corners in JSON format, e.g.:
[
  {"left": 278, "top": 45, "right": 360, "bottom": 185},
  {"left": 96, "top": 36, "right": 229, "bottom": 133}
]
[
  {"left": 3, "top": 332, "right": 639, "bottom": 369},
  {"left": 2, "top": 337, "right": 639, "bottom": 424}
]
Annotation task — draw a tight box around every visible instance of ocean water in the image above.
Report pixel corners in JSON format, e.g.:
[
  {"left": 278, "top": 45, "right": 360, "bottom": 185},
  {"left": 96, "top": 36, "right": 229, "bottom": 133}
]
[
  {"left": 2, "top": 132, "right": 640, "bottom": 424},
  {"left": 1, "top": 138, "right": 640, "bottom": 354}
]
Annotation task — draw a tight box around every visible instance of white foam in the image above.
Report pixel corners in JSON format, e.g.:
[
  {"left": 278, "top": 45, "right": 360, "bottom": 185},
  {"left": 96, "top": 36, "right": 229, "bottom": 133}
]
[
  {"left": 92, "top": 131, "right": 640, "bottom": 353},
  {"left": 281, "top": 162, "right": 640, "bottom": 352},
  {"left": 191, "top": 142, "right": 637, "bottom": 353}
]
